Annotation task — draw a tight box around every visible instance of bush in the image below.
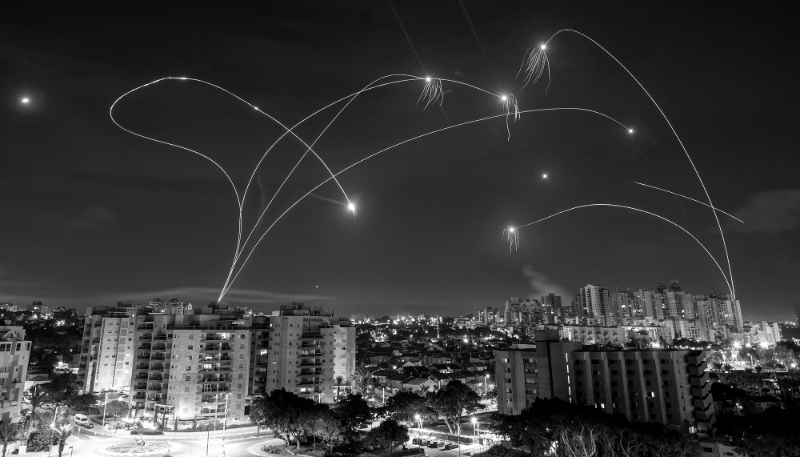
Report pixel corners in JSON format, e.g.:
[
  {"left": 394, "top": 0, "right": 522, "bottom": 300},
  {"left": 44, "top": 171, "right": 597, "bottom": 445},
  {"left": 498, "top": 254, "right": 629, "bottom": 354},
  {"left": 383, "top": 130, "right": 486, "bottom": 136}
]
[
  {"left": 390, "top": 448, "right": 425, "bottom": 457},
  {"left": 130, "top": 430, "right": 164, "bottom": 435},
  {"left": 262, "top": 445, "right": 282, "bottom": 454}
]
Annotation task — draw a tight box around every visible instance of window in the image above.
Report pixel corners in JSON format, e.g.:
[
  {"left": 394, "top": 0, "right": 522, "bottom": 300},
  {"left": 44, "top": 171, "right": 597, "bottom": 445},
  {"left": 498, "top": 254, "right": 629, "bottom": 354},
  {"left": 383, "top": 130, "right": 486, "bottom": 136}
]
[
  {"left": 188, "top": 345, "right": 193, "bottom": 350},
  {"left": 185, "top": 376, "right": 191, "bottom": 381}
]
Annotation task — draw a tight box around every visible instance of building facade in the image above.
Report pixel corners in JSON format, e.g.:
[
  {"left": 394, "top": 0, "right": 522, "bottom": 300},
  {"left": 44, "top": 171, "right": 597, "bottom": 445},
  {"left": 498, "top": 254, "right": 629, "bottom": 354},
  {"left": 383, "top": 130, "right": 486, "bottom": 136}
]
[
  {"left": 567, "top": 349, "right": 715, "bottom": 436},
  {"left": 249, "top": 303, "right": 355, "bottom": 404},
  {"left": 494, "top": 331, "right": 582, "bottom": 415},
  {"left": 0, "top": 325, "right": 31, "bottom": 423}
]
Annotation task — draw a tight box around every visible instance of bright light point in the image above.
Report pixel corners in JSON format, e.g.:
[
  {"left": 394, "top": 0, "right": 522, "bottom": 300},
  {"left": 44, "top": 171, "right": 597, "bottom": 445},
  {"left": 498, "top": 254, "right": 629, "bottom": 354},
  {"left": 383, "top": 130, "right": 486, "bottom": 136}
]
[
  {"left": 540, "top": 44, "right": 547, "bottom": 50},
  {"left": 542, "top": 173, "right": 548, "bottom": 179},
  {"left": 254, "top": 106, "right": 259, "bottom": 110},
  {"left": 628, "top": 129, "right": 634, "bottom": 134},
  {"left": 500, "top": 95, "right": 508, "bottom": 101},
  {"left": 347, "top": 203, "right": 356, "bottom": 212},
  {"left": 425, "top": 77, "right": 431, "bottom": 82},
  {"left": 179, "top": 77, "right": 188, "bottom": 80},
  {"left": 21, "top": 98, "right": 30, "bottom": 104},
  {"left": 509, "top": 227, "right": 515, "bottom": 233}
]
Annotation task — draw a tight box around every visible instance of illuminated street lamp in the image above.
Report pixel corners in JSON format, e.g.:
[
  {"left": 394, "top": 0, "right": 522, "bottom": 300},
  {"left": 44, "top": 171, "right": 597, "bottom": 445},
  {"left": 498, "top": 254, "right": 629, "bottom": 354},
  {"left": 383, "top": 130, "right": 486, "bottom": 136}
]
[
  {"left": 414, "top": 414, "right": 422, "bottom": 449},
  {"left": 471, "top": 416, "right": 478, "bottom": 436}
]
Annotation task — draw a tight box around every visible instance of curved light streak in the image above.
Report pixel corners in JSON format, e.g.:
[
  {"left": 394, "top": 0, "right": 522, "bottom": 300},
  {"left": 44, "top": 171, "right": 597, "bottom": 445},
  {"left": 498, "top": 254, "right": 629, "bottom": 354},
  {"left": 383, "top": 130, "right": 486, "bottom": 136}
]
[
  {"left": 220, "top": 107, "right": 631, "bottom": 297},
  {"left": 516, "top": 203, "right": 733, "bottom": 295},
  {"left": 632, "top": 181, "right": 743, "bottom": 223},
  {"left": 537, "top": 29, "right": 736, "bottom": 298}
]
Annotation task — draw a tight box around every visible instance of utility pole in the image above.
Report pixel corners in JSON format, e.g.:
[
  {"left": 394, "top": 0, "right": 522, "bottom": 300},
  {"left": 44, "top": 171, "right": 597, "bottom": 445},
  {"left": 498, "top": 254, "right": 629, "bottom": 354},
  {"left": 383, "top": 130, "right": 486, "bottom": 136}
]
[{"left": 102, "top": 392, "right": 109, "bottom": 430}]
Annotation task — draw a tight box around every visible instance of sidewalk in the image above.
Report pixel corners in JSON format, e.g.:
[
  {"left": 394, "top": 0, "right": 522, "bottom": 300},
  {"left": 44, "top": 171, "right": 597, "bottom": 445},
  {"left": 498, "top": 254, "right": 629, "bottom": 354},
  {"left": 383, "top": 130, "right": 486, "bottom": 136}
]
[{"left": 77, "top": 424, "right": 265, "bottom": 440}]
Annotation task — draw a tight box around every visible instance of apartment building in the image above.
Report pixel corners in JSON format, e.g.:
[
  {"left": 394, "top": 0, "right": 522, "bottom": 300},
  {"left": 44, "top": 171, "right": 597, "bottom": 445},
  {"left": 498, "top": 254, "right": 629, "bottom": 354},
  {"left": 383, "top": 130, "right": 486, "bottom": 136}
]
[
  {"left": 131, "top": 303, "right": 251, "bottom": 423},
  {"left": 567, "top": 349, "right": 715, "bottom": 436},
  {"left": 0, "top": 325, "right": 31, "bottom": 423},
  {"left": 494, "top": 330, "right": 581, "bottom": 415},
  {"left": 249, "top": 303, "right": 355, "bottom": 404},
  {"left": 494, "top": 331, "right": 715, "bottom": 436},
  {"left": 78, "top": 304, "right": 139, "bottom": 393}
]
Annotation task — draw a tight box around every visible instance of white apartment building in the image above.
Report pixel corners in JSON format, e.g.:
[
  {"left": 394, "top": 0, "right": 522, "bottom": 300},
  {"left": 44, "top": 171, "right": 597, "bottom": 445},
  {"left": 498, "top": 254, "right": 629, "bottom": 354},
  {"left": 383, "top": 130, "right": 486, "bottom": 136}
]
[{"left": 0, "top": 325, "right": 31, "bottom": 423}]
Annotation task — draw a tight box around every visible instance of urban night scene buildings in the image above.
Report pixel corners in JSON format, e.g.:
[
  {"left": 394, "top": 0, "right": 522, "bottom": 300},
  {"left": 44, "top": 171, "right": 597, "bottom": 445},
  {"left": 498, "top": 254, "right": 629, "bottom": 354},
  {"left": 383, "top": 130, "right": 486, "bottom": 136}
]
[{"left": 2, "top": 3, "right": 800, "bottom": 457}]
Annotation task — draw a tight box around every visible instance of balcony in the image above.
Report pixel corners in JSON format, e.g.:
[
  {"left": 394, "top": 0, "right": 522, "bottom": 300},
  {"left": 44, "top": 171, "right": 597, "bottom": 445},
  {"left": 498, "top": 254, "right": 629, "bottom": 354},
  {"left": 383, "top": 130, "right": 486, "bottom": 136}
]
[
  {"left": 201, "top": 387, "right": 230, "bottom": 393},
  {"left": 300, "top": 360, "right": 323, "bottom": 366},
  {"left": 689, "top": 373, "right": 710, "bottom": 387},
  {"left": 198, "top": 367, "right": 231, "bottom": 373},
  {"left": 148, "top": 375, "right": 164, "bottom": 382},
  {"left": 200, "top": 378, "right": 232, "bottom": 384},
  {"left": 133, "top": 384, "right": 148, "bottom": 391},
  {"left": 694, "top": 409, "right": 714, "bottom": 422},
  {"left": 203, "top": 344, "right": 234, "bottom": 352},
  {"left": 301, "top": 333, "right": 323, "bottom": 340}
]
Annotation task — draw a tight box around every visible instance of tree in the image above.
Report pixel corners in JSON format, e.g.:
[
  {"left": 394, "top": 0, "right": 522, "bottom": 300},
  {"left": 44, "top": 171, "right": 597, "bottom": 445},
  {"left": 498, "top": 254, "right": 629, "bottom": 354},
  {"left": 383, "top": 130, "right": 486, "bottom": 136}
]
[
  {"left": 314, "top": 407, "right": 346, "bottom": 452},
  {"left": 249, "top": 389, "right": 318, "bottom": 449},
  {"left": 105, "top": 401, "right": 130, "bottom": 420},
  {"left": 334, "top": 394, "right": 371, "bottom": 439},
  {"left": 383, "top": 391, "right": 430, "bottom": 425},
  {"left": 366, "top": 419, "right": 408, "bottom": 455},
  {"left": 352, "top": 366, "right": 373, "bottom": 396},
  {"left": 335, "top": 376, "right": 345, "bottom": 401},
  {"left": 0, "top": 421, "right": 20, "bottom": 457},
  {"left": 24, "top": 390, "right": 48, "bottom": 440},
  {"left": 426, "top": 381, "right": 482, "bottom": 435},
  {"left": 26, "top": 409, "right": 69, "bottom": 452},
  {"left": 39, "top": 373, "right": 80, "bottom": 402},
  {"left": 51, "top": 424, "right": 72, "bottom": 457},
  {"left": 69, "top": 393, "right": 99, "bottom": 412}
]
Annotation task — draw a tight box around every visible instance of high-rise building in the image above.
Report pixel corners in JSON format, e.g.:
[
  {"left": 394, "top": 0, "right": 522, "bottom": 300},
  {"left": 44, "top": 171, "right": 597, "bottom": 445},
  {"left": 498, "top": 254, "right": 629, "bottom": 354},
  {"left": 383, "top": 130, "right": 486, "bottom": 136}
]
[
  {"left": 131, "top": 302, "right": 251, "bottom": 424},
  {"left": 577, "top": 285, "right": 616, "bottom": 326},
  {"left": 494, "top": 331, "right": 581, "bottom": 415},
  {"left": 0, "top": 325, "right": 31, "bottom": 424},
  {"left": 78, "top": 304, "right": 140, "bottom": 393},
  {"left": 567, "top": 348, "right": 715, "bottom": 436},
  {"left": 494, "top": 331, "right": 716, "bottom": 437},
  {"left": 249, "top": 303, "right": 355, "bottom": 404}
]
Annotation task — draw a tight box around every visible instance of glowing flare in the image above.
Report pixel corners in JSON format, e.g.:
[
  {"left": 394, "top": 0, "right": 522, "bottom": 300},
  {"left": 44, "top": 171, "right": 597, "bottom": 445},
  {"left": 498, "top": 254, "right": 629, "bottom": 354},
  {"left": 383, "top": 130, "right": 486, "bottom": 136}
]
[
  {"left": 628, "top": 128, "right": 634, "bottom": 134},
  {"left": 347, "top": 203, "right": 356, "bottom": 212},
  {"left": 418, "top": 77, "right": 443, "bottom": 109},
  {"left": 540, "top": 44, "right": 547, "bottom": 50},
  {"left": 542, "top": 173, "right": 548, "bottom": 179},
  {"left": 21, "top": 97, "right": 30, "bottom": 104}
]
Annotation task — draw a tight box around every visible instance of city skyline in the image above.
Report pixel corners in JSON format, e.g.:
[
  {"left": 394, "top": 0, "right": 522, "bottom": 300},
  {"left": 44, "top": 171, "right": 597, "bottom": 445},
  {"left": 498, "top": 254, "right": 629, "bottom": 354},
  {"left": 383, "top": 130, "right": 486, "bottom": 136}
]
[{"left": 2, "top": 3, "right": 798, "bottom": 320}]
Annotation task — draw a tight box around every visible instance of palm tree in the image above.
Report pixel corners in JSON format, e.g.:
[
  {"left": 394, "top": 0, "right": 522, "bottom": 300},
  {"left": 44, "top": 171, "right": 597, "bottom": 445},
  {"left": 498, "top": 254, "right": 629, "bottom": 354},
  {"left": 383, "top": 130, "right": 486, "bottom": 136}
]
[
  {"left": 0, "top": 421, "right": 20, "bottom": 457},
  {"left": 51, "top": 424, "right": 72, "bottom": 457},
  {"left": 335, "top": 376, "right": 345, "bottom": 401},
  {"left": 25, "top": 390, "right": 48, "bottom": 440}
]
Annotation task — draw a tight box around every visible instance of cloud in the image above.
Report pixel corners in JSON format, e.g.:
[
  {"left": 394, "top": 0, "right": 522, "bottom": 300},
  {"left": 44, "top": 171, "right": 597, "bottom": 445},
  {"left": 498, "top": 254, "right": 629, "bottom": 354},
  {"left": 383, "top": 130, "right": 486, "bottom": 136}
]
[
  {"left": 521, "top": 265, "right": 573, "bottom": 301},
  {"left": 35, "top": 205, "right": 115, "bottom": 229},
  {"left": 726, "top": 188, "right": 800, "bottom": 233},
  {"left": 96, "top": 286, "right": 331, "bottom": 307}
]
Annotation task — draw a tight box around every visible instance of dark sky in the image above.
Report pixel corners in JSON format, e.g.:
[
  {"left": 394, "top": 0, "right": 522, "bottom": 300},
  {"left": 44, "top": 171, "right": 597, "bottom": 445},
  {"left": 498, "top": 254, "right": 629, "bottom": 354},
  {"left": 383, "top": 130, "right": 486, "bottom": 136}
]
[{"left": 2, "top": 3, "right": 798, "bottom": 320}]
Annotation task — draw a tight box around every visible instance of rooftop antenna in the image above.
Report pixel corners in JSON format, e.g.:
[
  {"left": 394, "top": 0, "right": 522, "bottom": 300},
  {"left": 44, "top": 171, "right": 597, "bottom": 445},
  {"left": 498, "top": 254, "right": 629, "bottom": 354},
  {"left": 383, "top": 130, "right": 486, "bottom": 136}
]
[
  {"left": 315, "top": 285, "right": 319, "bottom": 308},
  {"left": 437, "top": 315, "right": 440, "bottom": 340}
]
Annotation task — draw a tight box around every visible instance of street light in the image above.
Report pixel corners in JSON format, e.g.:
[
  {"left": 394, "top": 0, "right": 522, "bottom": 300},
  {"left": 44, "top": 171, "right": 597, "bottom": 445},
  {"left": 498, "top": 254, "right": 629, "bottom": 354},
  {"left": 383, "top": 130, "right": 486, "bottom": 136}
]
[
  {"left": 47, "top": 405, "right": 59, "bottom": 457},
  {"left": 471, "top": 417, "right": 478, "bottom": 436},
  {"left": 414, "top": 414, "right": 422, "bottom": 449},
  {"left": 102, "top": 392, "right": 109, "bottom": 430}
]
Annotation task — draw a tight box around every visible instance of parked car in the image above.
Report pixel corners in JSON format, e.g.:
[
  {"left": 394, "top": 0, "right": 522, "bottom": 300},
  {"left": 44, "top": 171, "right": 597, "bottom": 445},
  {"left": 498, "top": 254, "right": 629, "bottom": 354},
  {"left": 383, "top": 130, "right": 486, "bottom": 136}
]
[{"left": 74, "top": 414, "right": 92, "bottom": 427}]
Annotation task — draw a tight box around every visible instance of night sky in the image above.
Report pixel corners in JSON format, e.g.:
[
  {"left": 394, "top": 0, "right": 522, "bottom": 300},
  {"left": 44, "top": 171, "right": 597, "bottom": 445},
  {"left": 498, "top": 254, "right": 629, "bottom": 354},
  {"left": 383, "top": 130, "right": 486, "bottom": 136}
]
[{"left": 2, "top": 3, "right": 798, "bottom": 320}]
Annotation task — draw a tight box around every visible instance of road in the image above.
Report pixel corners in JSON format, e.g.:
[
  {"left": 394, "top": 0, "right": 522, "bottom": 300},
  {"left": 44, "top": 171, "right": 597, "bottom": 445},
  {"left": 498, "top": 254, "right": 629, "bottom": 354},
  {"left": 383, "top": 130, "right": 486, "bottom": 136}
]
[{"left": 51, "top": 428, "right": 282, "bottom": 457}]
